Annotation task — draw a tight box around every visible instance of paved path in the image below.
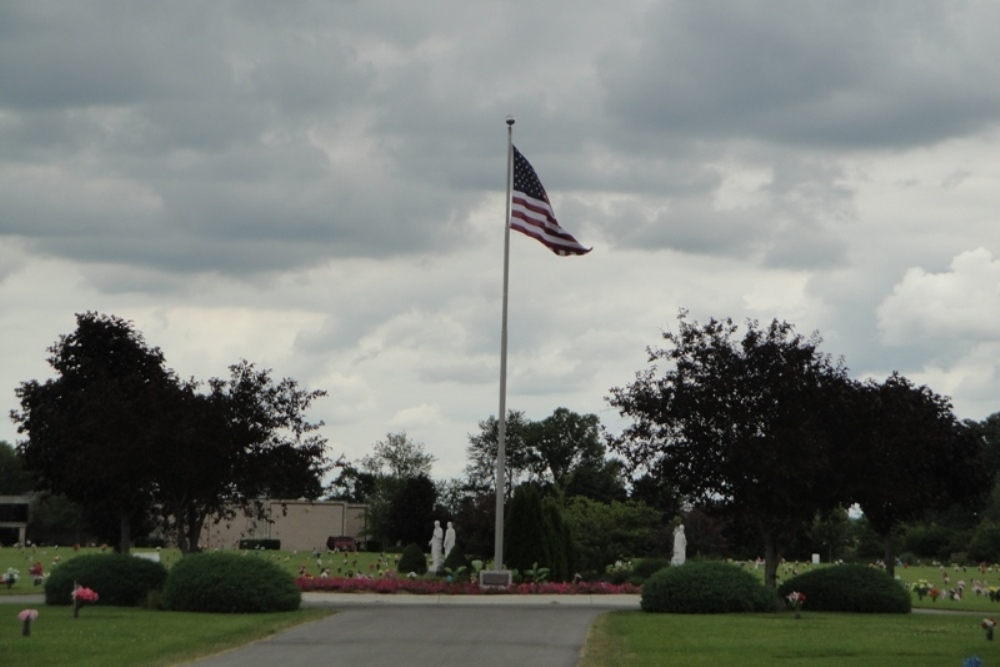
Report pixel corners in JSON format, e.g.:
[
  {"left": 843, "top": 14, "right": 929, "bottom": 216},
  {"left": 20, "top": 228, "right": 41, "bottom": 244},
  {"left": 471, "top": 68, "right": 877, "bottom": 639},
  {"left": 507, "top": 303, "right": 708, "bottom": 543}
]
[
  {"left": 182, "top": 594, "right": 639, "bottom": 667},
  {"left": 1, "top": 592, "right": 639, "bottom": 666}
]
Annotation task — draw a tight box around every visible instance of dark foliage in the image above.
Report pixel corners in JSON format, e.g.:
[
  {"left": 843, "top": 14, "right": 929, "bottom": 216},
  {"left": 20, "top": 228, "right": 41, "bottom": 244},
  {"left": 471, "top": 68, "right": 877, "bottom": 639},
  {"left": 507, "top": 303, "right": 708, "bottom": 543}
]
[
  {"left": 846, "top": 373, "right": 989, "bottom": 577},
  {"left": 14, "top": 313, "right": 174, "bottom": 552},
  {"left": 505, "top": 483, "right": 548, "bottom": 572},
  {"left": 387, "top": 474, "right": 437, "bottom": 546},
  {"left": 609, "top": 313, "right": 860, "bottom": 588},
  {"left": 161, "top": 552, "right": 300, "bottom": 613},
  {"left": 397, "top": 542, "right": 428, "bottom": 575},
  {"left": 631, "top": 557, "right": 671, "bottom": 583},
  {"left": 45, "top": 554, "right": 168, "bottom": 607},
  {"left": 641, "top": 561, "right": 776, "bottom": 614},
  {"left": 441, "top": 542, "right": 472, "bottom": 575},
  {"left": 777, "top": 564, "right": 911, "bottom": 613}
]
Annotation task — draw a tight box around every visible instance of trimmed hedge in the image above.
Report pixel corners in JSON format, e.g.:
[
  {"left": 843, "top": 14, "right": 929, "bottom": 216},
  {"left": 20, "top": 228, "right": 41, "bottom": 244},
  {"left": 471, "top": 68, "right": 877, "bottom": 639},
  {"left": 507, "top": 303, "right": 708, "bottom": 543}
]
[
  {"left": 777, "top": 564, "right": 911, "bottom": 613},
  {"left": 161, "top": 552, "right": 300, "bottom": 613},
  {"left": 397, "top": 543, "right": 428, "bottom": 575},
  {"left": 631, "top": 557, "right": 671, "bottom": 584},
  {"left": 45, "top": 554, "right": 168, "bottom": 607},
  {"left": 641, "top": 561, "right": 777, "bottom": 614}
]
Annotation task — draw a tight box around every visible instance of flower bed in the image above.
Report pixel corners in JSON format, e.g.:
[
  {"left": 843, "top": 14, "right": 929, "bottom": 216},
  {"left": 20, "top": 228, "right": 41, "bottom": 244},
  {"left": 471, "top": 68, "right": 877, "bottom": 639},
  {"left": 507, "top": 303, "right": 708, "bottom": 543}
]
[{"left": 297, "top": 576, "right": 640, "bottom": 596}]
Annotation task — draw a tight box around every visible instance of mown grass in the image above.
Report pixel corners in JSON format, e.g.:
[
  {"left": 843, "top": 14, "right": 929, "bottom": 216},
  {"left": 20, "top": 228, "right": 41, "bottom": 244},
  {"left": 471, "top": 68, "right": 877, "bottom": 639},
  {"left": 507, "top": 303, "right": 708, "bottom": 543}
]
[
  {"left": 0, "top": 605, "right": 333, "bottom": 667},
  {"left": 580, "top": 611, "right": 995, "bottom": 667}
]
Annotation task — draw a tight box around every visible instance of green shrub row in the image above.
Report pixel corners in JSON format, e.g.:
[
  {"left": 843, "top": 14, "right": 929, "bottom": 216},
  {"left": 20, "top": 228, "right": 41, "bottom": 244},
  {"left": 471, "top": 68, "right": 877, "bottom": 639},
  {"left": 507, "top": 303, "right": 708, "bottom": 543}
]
[
  {"left": 641, "top": 561, "right": 777, "bottom": 614},
  {"left": 45, "top": 551, "right": 300, "bottom": 613},
  {"left": 777, "top": 564, "right": 911, "bottom": 613},
  {"left": 45, "top": 554, "right": 168, "bottom": 607}
]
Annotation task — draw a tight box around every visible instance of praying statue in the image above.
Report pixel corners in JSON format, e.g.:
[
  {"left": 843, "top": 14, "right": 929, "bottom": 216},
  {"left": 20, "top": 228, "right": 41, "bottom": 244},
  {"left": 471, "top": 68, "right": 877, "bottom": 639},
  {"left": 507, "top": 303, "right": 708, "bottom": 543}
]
[
  {"left": 429, "top": 520, "right": 444, "bottom": 572},
  {"left": 444, "top": 521, "right": 456, "bottom": 558},
  {"left": 671, "top": 523, "right": 687, "bottom": 566}
]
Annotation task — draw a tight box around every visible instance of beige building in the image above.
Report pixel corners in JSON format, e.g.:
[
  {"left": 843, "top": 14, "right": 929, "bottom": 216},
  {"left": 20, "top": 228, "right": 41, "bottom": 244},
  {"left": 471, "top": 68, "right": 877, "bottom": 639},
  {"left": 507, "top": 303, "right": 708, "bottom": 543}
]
[{"left": 200, "top": 498, "right": 366, "bottom": 552}]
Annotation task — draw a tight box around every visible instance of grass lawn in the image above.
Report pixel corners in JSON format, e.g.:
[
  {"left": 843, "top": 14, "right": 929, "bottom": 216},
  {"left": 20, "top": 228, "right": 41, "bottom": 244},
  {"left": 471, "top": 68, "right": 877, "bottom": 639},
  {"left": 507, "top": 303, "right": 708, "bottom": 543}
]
[
  {"left": 580, "top": 611, "right": 995, "bottom": 667},
  {"left": 0, "top": 605, "right": 333, "bottom": 667}
]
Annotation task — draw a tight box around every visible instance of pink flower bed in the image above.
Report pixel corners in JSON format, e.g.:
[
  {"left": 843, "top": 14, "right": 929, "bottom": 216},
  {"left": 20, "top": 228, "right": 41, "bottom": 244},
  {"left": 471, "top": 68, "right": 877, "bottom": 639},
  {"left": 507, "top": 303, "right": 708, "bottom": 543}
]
[{"left": 297, "top": 576, "right": 640, "bottom": 596}]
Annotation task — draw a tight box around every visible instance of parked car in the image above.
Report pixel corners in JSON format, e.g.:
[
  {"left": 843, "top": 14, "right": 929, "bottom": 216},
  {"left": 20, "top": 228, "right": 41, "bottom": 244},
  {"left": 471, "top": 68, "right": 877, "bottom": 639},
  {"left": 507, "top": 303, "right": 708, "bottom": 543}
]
[{"left": 326, "top": 535, "right": 358, "bottom": 552}]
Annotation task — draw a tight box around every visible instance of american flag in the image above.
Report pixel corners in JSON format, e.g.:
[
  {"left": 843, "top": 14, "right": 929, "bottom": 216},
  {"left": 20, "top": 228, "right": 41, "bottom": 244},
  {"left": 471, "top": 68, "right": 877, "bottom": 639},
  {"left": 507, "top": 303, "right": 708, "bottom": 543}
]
[{"left": 510, "top": 146, "right": 591, "bottom": 256}]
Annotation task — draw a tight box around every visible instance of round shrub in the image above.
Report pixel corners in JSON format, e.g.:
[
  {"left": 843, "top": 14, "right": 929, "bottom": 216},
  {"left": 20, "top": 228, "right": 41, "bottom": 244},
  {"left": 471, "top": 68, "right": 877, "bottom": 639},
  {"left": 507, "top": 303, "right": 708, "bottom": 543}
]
[
  {"left": 777, "top": 564, "right": 911, "bottom": 613},
  {"left": 631, "top": 557, "right": 671, "bottom": 584},
  {"left": 161, "top": 552, "right": 300, "bottom": 613},
  {"left": 45, "top": 554, "right": 168, "bottom": 607},
  {"left": 397, "top": 542, "right": 428, "bottom": 575},
  {"left": 641, "top": 561, "right": 777, "bottom": 614}
]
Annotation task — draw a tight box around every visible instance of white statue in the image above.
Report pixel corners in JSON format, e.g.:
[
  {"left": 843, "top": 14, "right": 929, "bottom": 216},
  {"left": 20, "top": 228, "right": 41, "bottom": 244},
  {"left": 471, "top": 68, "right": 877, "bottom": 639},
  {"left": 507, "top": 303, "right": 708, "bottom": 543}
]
[
  {"left": 429, "top": 520, "right": 444, "bottom": 572},
  {"left": 671, "top": 523, "right": 686, "bottom": 566},
  {"left": 444, "top": 521, "right": 456, "bottom": 558}
]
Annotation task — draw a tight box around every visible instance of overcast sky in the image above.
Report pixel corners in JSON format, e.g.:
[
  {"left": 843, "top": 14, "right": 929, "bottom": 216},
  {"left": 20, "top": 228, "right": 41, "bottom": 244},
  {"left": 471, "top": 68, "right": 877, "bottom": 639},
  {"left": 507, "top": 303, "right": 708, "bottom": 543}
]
[{"left": 3, "top": 1, "right": 1000, "bottom": 480}]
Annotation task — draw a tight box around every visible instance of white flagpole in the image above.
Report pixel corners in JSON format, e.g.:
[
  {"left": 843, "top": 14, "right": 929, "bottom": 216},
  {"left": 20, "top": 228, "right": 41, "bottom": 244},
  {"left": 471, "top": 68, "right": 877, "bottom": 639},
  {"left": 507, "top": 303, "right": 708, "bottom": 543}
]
[{"left": 493, "top": 116, "right": 514, "bottom": 570}]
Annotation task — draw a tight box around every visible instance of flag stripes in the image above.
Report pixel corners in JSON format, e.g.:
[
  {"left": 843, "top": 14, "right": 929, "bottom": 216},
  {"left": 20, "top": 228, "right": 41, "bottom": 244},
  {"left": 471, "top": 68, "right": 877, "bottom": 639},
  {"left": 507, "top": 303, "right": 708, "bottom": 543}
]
[{"left": 510, "top": 146, "right": 591, "bottom": 256}]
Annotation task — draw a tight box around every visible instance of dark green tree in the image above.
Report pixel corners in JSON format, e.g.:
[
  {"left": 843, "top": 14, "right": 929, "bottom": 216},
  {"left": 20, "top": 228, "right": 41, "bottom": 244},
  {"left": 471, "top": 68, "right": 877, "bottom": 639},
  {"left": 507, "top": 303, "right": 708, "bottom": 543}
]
[
  {"left": 607, "top": 313, "right": 854, "bottom": 588},
  {"left": 155, "top": 361, "right": 329, "bottom": 554},
  {"left": 387, "top": 474, "right": 438, "bottom": 547},
  {"left": 355, "top": 432, "right": 435, "bottom": 549},
  {"left": 504, "top": 483, "right": 548, "bottom": 573},
  {"left": 12, "top": 313, "right": 177, "bottom": 553},
  {"left": 847, "top": 373, "right": 988, "bottom": 577},
  {"left": 0, "top": 440, "right": 33, "bottom": 495}
]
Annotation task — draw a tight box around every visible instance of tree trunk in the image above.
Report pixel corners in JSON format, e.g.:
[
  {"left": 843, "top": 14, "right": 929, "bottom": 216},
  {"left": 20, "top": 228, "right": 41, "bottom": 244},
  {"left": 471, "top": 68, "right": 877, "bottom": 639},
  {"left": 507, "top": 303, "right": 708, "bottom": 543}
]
[
  {"left": 119, "top": 509, "right": 132, "bottom": 554},
  {"left": 882, "top": 533, "right": 895, "bottom": 579},
  {"left": 763, "top": 533, "right": 779, "bottom": 589}
]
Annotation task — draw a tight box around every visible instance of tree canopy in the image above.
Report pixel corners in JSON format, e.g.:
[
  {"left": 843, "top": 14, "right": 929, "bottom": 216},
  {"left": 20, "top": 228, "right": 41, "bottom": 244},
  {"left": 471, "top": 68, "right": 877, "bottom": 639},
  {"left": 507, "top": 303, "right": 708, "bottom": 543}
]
[
  {"left": 11, "top": 312, "right": 329, "bottom": 553},
  {"left": 607, "top": 313, "right": 853, "bottom": 587}
]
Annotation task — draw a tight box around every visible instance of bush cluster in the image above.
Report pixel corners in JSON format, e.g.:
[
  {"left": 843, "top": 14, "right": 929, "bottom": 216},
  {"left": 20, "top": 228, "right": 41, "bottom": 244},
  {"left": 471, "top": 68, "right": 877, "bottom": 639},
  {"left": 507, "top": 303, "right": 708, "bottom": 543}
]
[
  {"left": 161, "top": 552, "right": 300, "bottom": 613},
  {"left": 397, "top": 543, "right": 428, "bottom": 575},
  {"left": 641, "top": 561, "right": 776, "bottom": 614},
  {"left": 777, "top": 564, "right": 911, "bottom": 613},
  {"left": 44, "top": 554, "right": 168, "bottom": 607}
]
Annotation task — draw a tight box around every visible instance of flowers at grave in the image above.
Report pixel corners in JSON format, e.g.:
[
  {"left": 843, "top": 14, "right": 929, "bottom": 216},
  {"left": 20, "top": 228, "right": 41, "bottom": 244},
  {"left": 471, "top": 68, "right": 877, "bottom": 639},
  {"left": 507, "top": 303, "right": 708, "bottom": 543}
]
[
  {"left": 929, "top": 586, "right": 940, "bottom": 602},
  {"left": 3, "top": 567, "right": 19, "bottom": 588},
  {"left": 71, "top": 586, "right": 99, "bottom": 619},
  {"left": 964, "top": 656, "right": 983, "bottom": 667},
  {"left": 982, "top": 618, "right": 996, "bottom": 641},
  {"left": 786, "top": 591, "right": 806, "bottom": 609},
  {"left": 18, "top": 609, "right": 38, "bottom": 636},
  {"left": 29, "top": 561, "right": 44, "bottom": 585},
  {"left": 912, "top": 579, "right": 932, "bottom": 600}
]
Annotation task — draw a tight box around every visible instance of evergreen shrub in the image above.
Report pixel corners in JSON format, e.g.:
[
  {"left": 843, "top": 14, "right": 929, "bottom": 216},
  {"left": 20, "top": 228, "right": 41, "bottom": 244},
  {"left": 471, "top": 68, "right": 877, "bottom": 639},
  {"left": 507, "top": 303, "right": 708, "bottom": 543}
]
[
  {"left": 641, "top": 561, "right": 776, "bottom": 614},
  {"left": 161, "top": 552, "right": 300, "bottom": 613},
  {"left": 441, "top": 543, "right": 471, "bottom": 577},
  {"left": 397, "top": 543, "right": 428, "bottom": 575},
  {"left": 777, "top": 564, "right": 911, "bottom": 613},
  {"left": 45, "top": 553, "right": 168, "bottom": 607},
  {"left": 631, "top": 557, "right": 671, "bottom": 584}
]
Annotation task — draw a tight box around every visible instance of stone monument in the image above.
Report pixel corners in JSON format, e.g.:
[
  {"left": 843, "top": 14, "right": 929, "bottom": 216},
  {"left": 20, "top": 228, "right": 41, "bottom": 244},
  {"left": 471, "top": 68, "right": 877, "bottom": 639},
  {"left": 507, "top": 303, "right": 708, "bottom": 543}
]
[
  {"left": 429, "top": 520, "right": 444, "bottom": 572},
  {"left": 671, "top": 523, "right": 686, "bottom": 566},
  {"left": 444, "top": 521, "right": 456, "bottom": 558}
]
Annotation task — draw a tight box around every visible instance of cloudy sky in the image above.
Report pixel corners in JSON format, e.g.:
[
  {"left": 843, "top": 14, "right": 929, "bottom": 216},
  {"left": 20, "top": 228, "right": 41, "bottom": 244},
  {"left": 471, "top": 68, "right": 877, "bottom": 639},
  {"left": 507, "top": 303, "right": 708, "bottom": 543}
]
[{"left": 2, "top": 1, "right": 1000, "bottom": 480}]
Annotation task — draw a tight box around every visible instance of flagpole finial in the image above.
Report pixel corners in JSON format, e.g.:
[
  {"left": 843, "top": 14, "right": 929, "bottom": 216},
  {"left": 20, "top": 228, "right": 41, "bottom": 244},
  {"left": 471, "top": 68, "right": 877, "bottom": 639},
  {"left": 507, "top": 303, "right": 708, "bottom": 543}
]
[{"left": 505, "top": 115, "right": 515, "bottom": 126}]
